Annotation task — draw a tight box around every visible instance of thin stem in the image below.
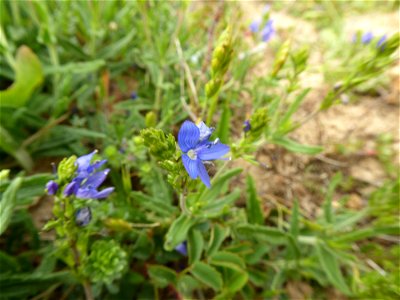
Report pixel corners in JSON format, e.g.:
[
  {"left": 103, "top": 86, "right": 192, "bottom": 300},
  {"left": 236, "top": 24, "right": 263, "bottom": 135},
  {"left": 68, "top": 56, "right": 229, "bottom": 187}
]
[
  {"left": 83, "top": 280, "right": 94, "bottom": 300},
  {"left": 179, "top": 193, "right": 191, "bottom": 215},
  {"left": 22, "top": 113, "right": 69, "bottom": 147}
]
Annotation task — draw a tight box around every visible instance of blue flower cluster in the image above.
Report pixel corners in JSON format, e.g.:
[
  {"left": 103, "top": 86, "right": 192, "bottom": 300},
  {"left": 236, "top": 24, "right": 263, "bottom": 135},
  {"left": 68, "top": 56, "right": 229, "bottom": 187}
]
[
  {"left": 46, "top": 151, "right": 114, "bottom": 199},
  {"left": 353, "top": 32, "right": 387, "bottom": 49},
  {"left": 178, "top": 121, "right": 230, "bottom": 188},
  {"left": 250, "top": 19, "right": 275, "bottom": 42}
]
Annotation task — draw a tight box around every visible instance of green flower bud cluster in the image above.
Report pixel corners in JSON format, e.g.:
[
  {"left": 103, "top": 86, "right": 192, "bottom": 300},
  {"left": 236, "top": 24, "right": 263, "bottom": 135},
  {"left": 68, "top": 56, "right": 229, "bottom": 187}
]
[
  {"left": 57, "top": 156, "right": 77, "bottom": 184},
  {"left": 205, "top": 26, "right": 234, "bottom": 99},
  {"left": 82, "top": 240, "right": 127, "bottom": 284},
  {"left": 291, "top": 46, "right": 309, "bottom": 77},
  {"left": 271, "top": 39, "right": 291, "bottom": 77},
  {"left": 140, "top": 128, "right": 176, "bottom": 161},
  {"left": 246, "top": 107, "right": 269, "bottom": 143}
]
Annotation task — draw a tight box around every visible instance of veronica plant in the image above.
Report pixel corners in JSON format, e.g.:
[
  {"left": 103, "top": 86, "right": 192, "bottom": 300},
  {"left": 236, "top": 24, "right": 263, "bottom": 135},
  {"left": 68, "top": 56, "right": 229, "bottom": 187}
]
[{"left": 44, "top": 151, "right": 115, "bottom": 300}]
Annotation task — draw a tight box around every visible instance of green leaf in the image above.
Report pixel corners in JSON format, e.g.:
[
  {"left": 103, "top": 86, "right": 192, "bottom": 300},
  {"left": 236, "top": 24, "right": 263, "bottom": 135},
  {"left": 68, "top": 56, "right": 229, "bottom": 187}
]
[
  {"left": 188, "top": 229, "right": 204, "bottom": 264},
  {"left": 147, "top": 265, "right": 177, "bottom": 288},
  {"left": 226, "top": 270, "right": 248, "bottom": 293},
  {"left": 323, "top": 172, "right": 342, "bottom": 224},
  {"left": 44, "top": 59, "right": 106, "bottom": 75},
  {"left": 0, "top": 125, "right": 33, "bottom": 171},
  {"left": 0, "top": 272, "right": 70, "bottom": 298},
  {"left": 164, "top": 214, "right": 197, "bottom": 251},
  {"left": 197, "top": 168, "right": 242, "bottom": 202},
  {"left": 216, "top": 103, "right": 231, "bottom": 144},
  {"left": 315, "top": 241, "right": 351, "bottom": 295},
  {"left": 236, "top": 224, "right": 287, "bottom": 244},
  {"left": 271, "top": 136, "right": 323, "bottom": 155},
  {"left": 190, "top": 261, "right": 223, "bottom": 291},
  {"left": 201, "top": 189, "right": 241, "bottom": 217},
  {"left": 290, "top": 200, "right": 299, "bottom": 237},
  {"left": 210, "top": 251, "right": 245, "bottom": 271},
  {"left": 207, "top": 224, "right": 229, "bottom": 257},
  {"left": 278, "top": 88, "right": 310, "bottom": 132},
  {"left": 246, "top": 176, "right": 264, "bottom": 224},
  {"left": 0, "top": 177, "right": 23, "bottom": 235},
  {"left": 0, "top": 46, "right": 44, "bottom": 108}
]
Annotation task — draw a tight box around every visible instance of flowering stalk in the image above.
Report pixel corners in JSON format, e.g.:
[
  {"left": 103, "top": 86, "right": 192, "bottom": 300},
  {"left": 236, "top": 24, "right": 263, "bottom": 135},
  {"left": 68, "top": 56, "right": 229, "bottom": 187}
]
[{"left": 44, "top": 151, "right": 114, "bottom": 300}]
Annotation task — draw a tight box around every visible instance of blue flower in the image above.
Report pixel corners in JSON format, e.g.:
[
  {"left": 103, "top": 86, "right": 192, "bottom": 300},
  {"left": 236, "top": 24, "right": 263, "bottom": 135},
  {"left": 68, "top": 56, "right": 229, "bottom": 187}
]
[
  {"left": 63, "top": 151, "right": 114, "bottom": 199},
  {"left": 243, "top": 120, "right": 251, "bottom": 132},
  {"left": 178, "top": 121, "right": 230, "bottom": 188},
  {"left": 46, "top": 180, "right": 58, "bottom": 195},
  {"left": 249, "top": 20, "right": 261, "bottom": 33},
  {"left": 175, "top": 241, "right": 187, "bottom": 256},
  {"left": 361, "top": 32, "right": 373, "bottom": 44},
  {"left": 261, "top": 20, "right": 274, "bottom": 42},
  {"left": 75, "top": 207, "right": 92, "bottom": 226},
  {"left": 377, "top": 35, "right": 387, "bottom": 50},
  {"left": 130, "top": 91, "right": 138, "bottom": 100}
]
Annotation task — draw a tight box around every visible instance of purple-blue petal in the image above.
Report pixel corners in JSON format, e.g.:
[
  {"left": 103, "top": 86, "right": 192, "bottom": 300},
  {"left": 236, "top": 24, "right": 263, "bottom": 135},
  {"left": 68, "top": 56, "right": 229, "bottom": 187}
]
[
  {"left": 197, "top": 142, "right": 230, "bottom": 161},
  {"left": 261, "top": 20, "right": 274, "bottom": 42},
  {"left": 82, "top": 169, "right": 110, "bottom": 189},
  {"left": 64, "top": 181, "right": 79, "bottom": 196},
  {"left": 46, "top": 180, "right": 58, "bottom": 195},
  {"left": 197, "top": 121, "right": 214, "bottom": 142},
  {"left": 197, "top": 161, "right": 211, "bottom": 188},
  {"left": 178, "top": 121, "right": 200, "bottom": 153},
  {"left": 182, "top": 154, "right": 199, "bottom": 179},
  {"left": 361, "top": 32, "right": 373, "bottom": 44},
  {"left": 377, "top": 35, "right": 387, "bottom": 49},
  {"left": 175, "top": 241, "right": 187, "bottom": 256},
  {"left": 249, "top": 20, "right": 260, "bottom": 33},
  {"left": 76, "top": 151, "right": 96, "bottom": 172},
  {"left": 93, "top": 187, "right": 115, "bottom": 199}
]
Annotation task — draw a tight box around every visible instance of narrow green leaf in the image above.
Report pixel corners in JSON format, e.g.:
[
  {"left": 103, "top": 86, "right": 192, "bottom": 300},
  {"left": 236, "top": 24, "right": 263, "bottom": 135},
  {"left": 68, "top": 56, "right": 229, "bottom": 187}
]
[
  {"left": 190, "top": 261, "right": 223, "bottom": 291},
  {"left": 216, "top": 103, "right": 231, "bottom": 144},
  {"left": 246, "top": 176, "right": 264, "bottom": 224},
  {"left": 164, "top": 214, "right": 197, "bottom": 251},
  {"left": 197, "top": 168, "right": 242, "bottom": 202},
  {"left": 0, "top": 177, "right": 23, "bottom": 235},
  {"left": 290, "top": 200, "right": 299, "bottom": 237},
  {"left": 188, "top": 229, "right": 204, "bottom": 264},
  {"left": 315, "top": 242, "right": 351, "bottom": 295},
  {"left": 147, "top": 265, "right": 177, "bottom": 288},
  {"left": 279, "top": 88, "right": 310, "bottom": 131},
  {"left": 207, "top": 224, "right": 229, "bottom": 257},
  {"left": 0, "top": 126, "right": 33, "bottom": 171},
  {"left": 202, "top": 189, "right": 241, "bottom": 217},
  {"left": 271, "top": 136, "right": 323, "bottom": 155},
  {"left": 323, "top": 172, "right": 342, "bottom": 224},
  {"left": 236, "top": 224, "right": 287, "bottom": 244}
]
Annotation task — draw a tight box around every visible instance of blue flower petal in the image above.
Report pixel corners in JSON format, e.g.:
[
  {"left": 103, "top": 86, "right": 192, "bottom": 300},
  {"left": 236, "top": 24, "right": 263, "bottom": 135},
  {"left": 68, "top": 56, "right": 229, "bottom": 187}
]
[
  {"left": 197, "top": 160, "right": 211, "bottom": 188},
  {"left": 83, "top": 169, "right": 110, "bottom": 189},
  {"left": 198, "top": 142, "right": 230, "bottom": 161},
  {"left": 249, "top": 20, "right": 260, "bottom": 33},
  {"left": 178, "top": 121, "right": 200, "bottom": 153},
  {"left": 197, "top": 121, "right": 214, "bottom": 142},
  {"left": 76, "top": 151, "right": 96, "bottom": 172},
  {"left": 261, "top": 20, "right": 274, "bottom": 42},
  {"left": 92, "top": 187, "right": 115, "bottom": 199},
  {"left": 361, "top": 32, "right": 373, "bottom": 44},
  {"left": 46, "top": 180, "right": 58, "bottom": 195},
  {"left": 76, "top": 186, "right": 114, "bottom": 199},
  {"left": 182, "top": 154, "right": 199, "bottom": 179},
  {"left": 64, "top": 181, "right": 79, "bottom": 196},
  {"left": 175, "top": 241, "right": 187, "bottom": 256}
]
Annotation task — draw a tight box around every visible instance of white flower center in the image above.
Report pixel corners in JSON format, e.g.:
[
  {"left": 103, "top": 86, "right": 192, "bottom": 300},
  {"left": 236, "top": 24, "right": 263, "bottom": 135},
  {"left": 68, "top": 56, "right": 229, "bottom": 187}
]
[{"left": 187, "top": 149, "right": 197, "bottom": 160}]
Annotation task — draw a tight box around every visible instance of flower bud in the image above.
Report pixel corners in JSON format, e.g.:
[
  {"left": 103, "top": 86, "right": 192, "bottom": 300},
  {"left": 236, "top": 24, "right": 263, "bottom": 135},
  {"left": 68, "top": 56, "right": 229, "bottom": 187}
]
[
  {"left": 75, "top": 207, "right": 92, "bottom": 227},
  {"left": 57, "top": 156, "right": 77, "bottom": 183},
  {"left": 46, "top": 180, "right": 59, "bottom": 195},
  {"left": 271, "top": 39, "right": 291, "bottom": 77}
]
